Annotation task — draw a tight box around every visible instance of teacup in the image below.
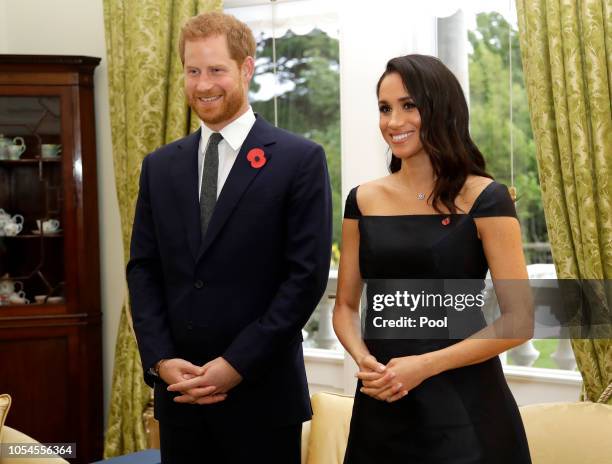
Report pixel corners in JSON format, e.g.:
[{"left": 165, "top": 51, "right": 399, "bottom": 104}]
[
  {"left": 41, "top": 144, "right": 61, "bottom": 158},
  {"left": 7, "top": 143, "right": 26, "bottom": 160},
  {"left": 47, "top": 296, "right": 65, "bottom": 304},
  {"left": 36, "top": 218, "right": 60, "bottom": 233},
  {"left": 8, "top": 290, "right": 29, "bottom": 304}
]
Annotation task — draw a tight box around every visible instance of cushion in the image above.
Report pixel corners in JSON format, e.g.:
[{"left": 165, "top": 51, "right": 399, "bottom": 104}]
[
  {"left": 519, "top": 402, "right": 612, "bottom": 464},
  {"left": 303, "top": 395, "right": 612, "bottom": 464},
  {"left": 306, "top": 392, "right": 353, "bottom": 464},
  {"left": 0, "top": 394, "right": 69, "bottom": 464},
  {"left": 301, "top": 420, "right": 311, "bottom": 464}
]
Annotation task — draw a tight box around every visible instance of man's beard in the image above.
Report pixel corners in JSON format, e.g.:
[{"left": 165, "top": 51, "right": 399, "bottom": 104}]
[{"left": 191, "top": 84, "right": 246, "bottom": 126}]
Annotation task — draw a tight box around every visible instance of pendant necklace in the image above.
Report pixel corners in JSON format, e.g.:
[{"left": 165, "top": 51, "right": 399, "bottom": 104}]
[{"left": 417, "top": 192, "right": 426, "bottom": 200}]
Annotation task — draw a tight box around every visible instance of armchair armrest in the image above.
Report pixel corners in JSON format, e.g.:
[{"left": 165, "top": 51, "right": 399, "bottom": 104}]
[{"left": 0, "top": 425, "right": 69, "bottom": 464}]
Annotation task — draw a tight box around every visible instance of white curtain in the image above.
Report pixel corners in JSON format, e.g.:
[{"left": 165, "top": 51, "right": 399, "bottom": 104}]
[{"left": 228, "top": 0, "right": 339, "bottom": 39}]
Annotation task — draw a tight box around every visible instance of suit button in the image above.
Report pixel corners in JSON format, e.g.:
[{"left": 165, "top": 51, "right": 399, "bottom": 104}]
[{"left": 194, "top": 280, "right": 204, "bottom": 289}]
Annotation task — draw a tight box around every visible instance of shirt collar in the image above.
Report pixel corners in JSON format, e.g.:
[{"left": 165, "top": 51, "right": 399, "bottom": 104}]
[{"left": 200, "top": 106, "right": 256, "bottom": 152}]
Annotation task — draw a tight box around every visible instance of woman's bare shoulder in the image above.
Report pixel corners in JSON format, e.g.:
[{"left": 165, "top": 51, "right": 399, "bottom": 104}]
[
  {"left": 355, "top": 176, "right": 395, "bottom": 210},
  {"left": 459, "top": 175, "right": 495, "bottom": 209}
]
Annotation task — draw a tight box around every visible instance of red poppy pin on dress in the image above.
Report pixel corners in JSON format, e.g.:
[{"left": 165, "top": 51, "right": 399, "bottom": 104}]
[
  {"left": 247, "top": 148, "right": 267, "bottom": 169},
  {"left": 441, "top": 217, "right": 451, "bottom": 226}
]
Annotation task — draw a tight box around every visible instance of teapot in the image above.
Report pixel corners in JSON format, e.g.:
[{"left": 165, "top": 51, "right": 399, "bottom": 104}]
[
  {"left": 1, "top": 214, "right": 24, "bottom": 237},
  {"left": 0, "top": 209, "right": 11, "bottom": 235},
  {"left": 0, "top": 134, "right": 10, "bottom": 158},
  {"left": 0, "top": 208, "right": 10, "bottom": 222},
  {"left": 7, "top": 137, "right": 26, "bottom": 160},
  {"left": 0, "top": 276, "right": 24, "bottom": 297},
  {"left": 3, "top": 221, "right": 22, "bottom": 236}
]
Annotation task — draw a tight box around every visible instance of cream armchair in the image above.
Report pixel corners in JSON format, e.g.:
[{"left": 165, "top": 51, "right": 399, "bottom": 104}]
[
  {"left": 301, "top": 392, "right": 612, "bottom": 464},
  {"left": 0, "top": 394, "right": 69, "bottom": 464}
]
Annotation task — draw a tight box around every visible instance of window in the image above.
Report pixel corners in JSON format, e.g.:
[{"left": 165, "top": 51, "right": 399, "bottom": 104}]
[
  {"left": 228, "top": 0, "right": 342, "bottom": 349},
  {"left": 456, "top": 2, "right": 569, "bottom": 371},
  {"left": 227, "top": 1, "right": 577, "bottom": 378}
]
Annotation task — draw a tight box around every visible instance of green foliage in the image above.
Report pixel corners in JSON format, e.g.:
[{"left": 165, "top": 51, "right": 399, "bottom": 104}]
[
  {"left": 469, "top": 12, "right": 549, "bottom": 247},
  {"left": 249, "top": 29, "right": 342, "bottom": 249},
  {"left": 507, "top": 339, "right": 561, "bottom": 369}
]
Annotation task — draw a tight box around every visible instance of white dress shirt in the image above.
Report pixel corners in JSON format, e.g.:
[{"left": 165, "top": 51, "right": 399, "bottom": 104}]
[{"left": 198, "top": 106, "right": 257, "bottom": 200}]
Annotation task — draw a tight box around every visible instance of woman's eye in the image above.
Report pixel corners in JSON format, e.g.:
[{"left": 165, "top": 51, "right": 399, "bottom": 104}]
[
  {"left": 379, "top": 105, "right": 390, "bottom": 113},
  {"left": 404, "top": 102, "right": 417, "bottom": 110}
]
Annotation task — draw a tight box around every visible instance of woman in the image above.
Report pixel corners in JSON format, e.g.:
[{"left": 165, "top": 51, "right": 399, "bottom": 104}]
[{"left": 333, "top": 54, "right": 533, "bottom": 463}]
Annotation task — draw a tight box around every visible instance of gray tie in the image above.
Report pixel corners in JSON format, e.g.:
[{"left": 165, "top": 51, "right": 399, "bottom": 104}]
[{"left": 200, "top": 132, "right": 223, "bottom": 240}]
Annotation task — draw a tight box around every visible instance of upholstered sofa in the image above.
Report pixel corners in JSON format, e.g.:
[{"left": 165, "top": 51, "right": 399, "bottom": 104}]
[
  {"left": 0, "top": 394, "right": 69, "bottom": 464},
  {"left": 6, "top": 390, "right": 607, "bottom": 464},
  {"left": 302, "top": 392, "right": 612, "bottom": 464},
  {"left": 143, "top": 391, "right": 612, "bottom": 463}
]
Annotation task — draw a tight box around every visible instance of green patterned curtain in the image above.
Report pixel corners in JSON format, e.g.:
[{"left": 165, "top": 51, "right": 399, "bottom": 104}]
[
  {"left": 515, "top": 0, "right": 611, "bottom": 404},
  {"left": 102, "top": 0, "right": 222, "bottom": 457}
]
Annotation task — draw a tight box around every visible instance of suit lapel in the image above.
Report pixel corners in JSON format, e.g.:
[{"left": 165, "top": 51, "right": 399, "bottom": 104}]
[
  {"left": 171, "top": 129, "right": 202, "bottom": 260},
  {"left": 198, "top": 116, "right": 277, "bottom": 259}
]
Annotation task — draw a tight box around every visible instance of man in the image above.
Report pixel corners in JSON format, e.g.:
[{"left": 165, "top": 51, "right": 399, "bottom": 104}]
[{"left": 127, "top": 11, "right": 332, "bottom": 464}]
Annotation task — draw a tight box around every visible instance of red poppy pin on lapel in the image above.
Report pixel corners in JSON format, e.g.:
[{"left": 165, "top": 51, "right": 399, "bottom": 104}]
[
  {"left": 441, "top": 217, "right": 451, "bottom": 226},
  {"left": 247, "top": 148, "right": 267, "bottom": 169}
]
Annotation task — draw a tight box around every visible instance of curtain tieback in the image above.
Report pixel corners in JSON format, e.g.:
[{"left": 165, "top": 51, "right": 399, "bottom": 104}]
[{"left": 596, "top": 382, "right": 612, "bottom": 404}]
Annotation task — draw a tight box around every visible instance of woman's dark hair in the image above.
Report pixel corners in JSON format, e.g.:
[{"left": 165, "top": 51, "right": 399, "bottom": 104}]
[{"left": 376, "top": 54, "right": 492, "bottom": 214}]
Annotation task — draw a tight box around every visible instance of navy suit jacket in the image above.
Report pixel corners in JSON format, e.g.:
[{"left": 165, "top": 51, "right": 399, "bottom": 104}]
[{"left": 127, "top": 115, "right": 332, "bottom": 427}]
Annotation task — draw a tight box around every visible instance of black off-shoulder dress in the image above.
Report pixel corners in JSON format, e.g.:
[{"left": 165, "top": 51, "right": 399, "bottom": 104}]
[{"left": 342, "top": 181, "right": 532, "bottom": 464}]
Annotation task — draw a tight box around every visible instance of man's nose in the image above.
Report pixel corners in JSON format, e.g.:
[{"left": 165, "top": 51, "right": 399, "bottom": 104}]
[{"left": 195, "top": 75, "right": 214, "bottom": 93}]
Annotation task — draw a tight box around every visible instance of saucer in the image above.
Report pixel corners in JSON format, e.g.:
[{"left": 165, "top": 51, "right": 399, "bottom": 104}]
[
  {"left": 33, "top": 295, "right": 65, "bottom": 304},
  {"left": 32, "top": 229, "right": 62, "bottom": 235}
]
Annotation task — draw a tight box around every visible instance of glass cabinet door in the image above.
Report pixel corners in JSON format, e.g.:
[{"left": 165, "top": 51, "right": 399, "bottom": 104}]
[{"left": 0, "top": 95, "right": 66, "bottom": 307}]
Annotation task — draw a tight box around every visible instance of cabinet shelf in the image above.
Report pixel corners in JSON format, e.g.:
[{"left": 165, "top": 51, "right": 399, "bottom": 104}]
[
  {"left": 0, "top": 302, "right": 65, "bottom": 310},
  {"left": 0, "top": 304, "right": 69, "bottom": 321},
  {"left": 0, "top": 157, "right": 61, "bottom": 164},
  {"left": 2, "top": 234, "right": 63, "bottom": 238}
]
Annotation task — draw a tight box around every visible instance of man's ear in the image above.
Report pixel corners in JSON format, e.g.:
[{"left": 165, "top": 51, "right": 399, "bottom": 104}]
[{"left": 241, "top": 56, "right": 255, "bottom": 81}]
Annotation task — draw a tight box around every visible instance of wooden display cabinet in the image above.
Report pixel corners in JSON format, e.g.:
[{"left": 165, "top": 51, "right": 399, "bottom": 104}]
[{"left": 0, "top": 55, "right": 102, "bottom": 463}]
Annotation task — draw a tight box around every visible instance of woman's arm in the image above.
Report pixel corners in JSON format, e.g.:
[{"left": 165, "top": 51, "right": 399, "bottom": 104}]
[{"left": 333, "top": 219, "right": 389, "bottom": 379}]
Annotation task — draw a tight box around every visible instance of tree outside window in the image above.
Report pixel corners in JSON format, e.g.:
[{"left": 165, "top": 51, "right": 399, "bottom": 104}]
[{"left": 249, "top": 29, "right": 342, "bottom": 266}]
